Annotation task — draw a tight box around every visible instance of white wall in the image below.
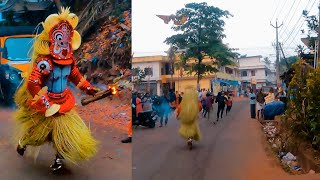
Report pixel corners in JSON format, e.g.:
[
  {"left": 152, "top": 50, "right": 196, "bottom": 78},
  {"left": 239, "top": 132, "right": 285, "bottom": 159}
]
[
  {"left": 240, "top": 68, "right": 267, "bottom": 82},
  {"left": 239, "top": 56, "right": 264, "bottom": 67},
  {"left": 239, "top": 56, "right": 273, "bottom": 87},
  {"left": 132, "top": 61, "right": 161, "bottom": 81}
]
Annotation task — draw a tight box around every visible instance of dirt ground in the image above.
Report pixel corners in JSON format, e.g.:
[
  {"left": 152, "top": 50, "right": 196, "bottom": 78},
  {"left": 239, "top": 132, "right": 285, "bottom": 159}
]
[{"left": 0, "top": 89, "right": 131, "bottom": 180}]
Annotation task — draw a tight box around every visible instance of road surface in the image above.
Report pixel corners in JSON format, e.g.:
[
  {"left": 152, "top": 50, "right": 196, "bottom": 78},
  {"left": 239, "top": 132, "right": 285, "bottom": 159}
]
[
  {"left": 133, "top": 99, "right": 320, "bottom": 180},
  {"left": 0, "top": 108, "right": 131, "bottom": 180}
]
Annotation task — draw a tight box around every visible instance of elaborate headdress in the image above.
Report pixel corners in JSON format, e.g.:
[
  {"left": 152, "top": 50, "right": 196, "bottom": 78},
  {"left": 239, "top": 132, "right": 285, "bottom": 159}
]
[{"left": 33, "top": 7, "right": 81, "bottom": 64}]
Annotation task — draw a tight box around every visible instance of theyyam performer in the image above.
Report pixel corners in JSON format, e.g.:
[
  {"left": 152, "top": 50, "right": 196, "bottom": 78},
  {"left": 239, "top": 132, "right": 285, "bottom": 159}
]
[
  {"left": 14, "top": 7, "right": 100, "bottom": 171},
  {"left": 176, "top": 85, "right": 202, "bottom": 150}
]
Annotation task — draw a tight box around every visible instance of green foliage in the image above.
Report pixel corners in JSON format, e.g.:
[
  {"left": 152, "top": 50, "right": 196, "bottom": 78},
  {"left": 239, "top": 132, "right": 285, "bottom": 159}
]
[
  {"left": 285, "top": 60, "right": 320, "bottom": 149},
  {"left": 132, "top": 67, "right": 146, "bottom": 83},
  {"left": 263, "top": 57, "right": 271, "bottom": 65},
  {"left": 165, "top": 2, "right": 237, "bottom": 84},
  {"left": 279, "top": 56, "right": 298, "bottom": 75},
  {"left": 302, "top": 10, "right": 318, "bottom": 50},
  {"left": 111, "top": 0, "right": 131, "bottom": 17}
]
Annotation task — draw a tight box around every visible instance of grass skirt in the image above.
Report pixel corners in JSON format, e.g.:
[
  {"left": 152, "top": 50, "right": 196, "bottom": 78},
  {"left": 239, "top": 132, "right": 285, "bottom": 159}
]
[
  {"left": 178, "top": 120, "right": 201, "bottom": 141},
  {"left": 13, "top": 107, "right": 98, "bottom": 164}
]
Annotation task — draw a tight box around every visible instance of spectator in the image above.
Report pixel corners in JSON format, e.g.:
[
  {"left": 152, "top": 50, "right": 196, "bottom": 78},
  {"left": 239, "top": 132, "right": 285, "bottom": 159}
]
[
  {"left": 249, "top": 89, "right": 256, "bottom": 119},
  {"left": 142, "top": 92, "right": 152, "bottom": 111},
  {"left": 256, "top": 88, "right": 265, "bottom": 120},
  {"left": 215, "top": 92, "right": 227, "bottom": 123},
  {"left": 226, "top": 96, "right": 233, "bottom": 116},
  {"left": 203, "top": 93, "right": 213, "bottom": 119}
]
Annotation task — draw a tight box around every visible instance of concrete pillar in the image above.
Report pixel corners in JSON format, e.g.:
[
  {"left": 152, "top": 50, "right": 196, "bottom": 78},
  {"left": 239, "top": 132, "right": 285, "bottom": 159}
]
[{"left": 157, "top": 81, "right": 161, "bottom": 96}]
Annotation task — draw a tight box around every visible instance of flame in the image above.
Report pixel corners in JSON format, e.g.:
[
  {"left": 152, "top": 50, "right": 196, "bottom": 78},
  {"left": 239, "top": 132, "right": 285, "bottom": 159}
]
[{"left": 108, "top": 86, "right": 117, "bottom": 95}]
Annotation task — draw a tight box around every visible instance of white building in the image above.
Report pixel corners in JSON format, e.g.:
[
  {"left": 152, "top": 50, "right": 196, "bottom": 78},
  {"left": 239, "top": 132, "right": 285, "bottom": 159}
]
[
  {"left": 238, "top": 56, "right": 276, "bottom": 91},
  {"left": 132, "top": 56, "right": 165, "bottom": 96}
]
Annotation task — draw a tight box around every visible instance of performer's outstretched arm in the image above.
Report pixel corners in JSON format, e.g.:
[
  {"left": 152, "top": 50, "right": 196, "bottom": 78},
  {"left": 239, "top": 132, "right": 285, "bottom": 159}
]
[{"left": 68, "top": 62, "right": 99, "bottom": 95}]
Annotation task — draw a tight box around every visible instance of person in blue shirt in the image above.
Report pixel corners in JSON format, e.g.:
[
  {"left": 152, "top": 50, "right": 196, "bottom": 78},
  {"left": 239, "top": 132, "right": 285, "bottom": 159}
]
[
  {"left": 248, "top": 89, "right": 256, "bottom": 119},
  {"left": 159, "top": 93, "right": 170, "bottom": 127}
]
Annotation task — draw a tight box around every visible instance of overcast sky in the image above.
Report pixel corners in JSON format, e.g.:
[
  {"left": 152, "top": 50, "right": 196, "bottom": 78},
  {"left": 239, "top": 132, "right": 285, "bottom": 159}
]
[{"left": 132, "top": 0, "right": 318, "bottom": 62}]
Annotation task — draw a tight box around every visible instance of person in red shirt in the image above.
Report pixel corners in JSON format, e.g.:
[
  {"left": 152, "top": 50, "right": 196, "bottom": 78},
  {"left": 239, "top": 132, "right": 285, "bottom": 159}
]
[{"left": 226, "top": 96, "right": 233, "bottom": 115}]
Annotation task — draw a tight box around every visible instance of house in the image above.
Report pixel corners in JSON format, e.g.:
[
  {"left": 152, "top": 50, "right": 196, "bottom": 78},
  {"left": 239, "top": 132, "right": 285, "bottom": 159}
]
[
  {"left": 132, "top": 55, "right": 164, "bottom": 96},
  {"left": 238, "top": 55, "right": 276, "bottom": 91},
  {"left": 132, "top": 55, "right": 241, "bottom": 96}
]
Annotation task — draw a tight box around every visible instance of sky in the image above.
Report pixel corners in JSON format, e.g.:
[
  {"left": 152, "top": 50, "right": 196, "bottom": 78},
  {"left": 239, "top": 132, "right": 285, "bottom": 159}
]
[{"left": 132, "top": 0, "right": 318, "bottom": 62}]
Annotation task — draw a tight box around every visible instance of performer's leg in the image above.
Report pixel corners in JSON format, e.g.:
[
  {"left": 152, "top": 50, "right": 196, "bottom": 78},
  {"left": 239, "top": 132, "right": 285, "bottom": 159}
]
[
  {"left": 16, "top": 139, "right": 26, "bottom": 156},
  {"left": 50, "top": 152, "right": 64, "bottom": 171},
  {"left": 187, "top": 137, "right": 193, "bottom": 150}
]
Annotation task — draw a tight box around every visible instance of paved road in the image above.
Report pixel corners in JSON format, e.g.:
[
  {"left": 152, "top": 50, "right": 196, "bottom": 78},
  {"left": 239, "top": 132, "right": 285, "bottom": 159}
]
[
  {"left": 0, "top": 109, "right": 131, "bottom": 180},
  {"left": 133, "top": 100, "right": 320, "bottom": 180}
]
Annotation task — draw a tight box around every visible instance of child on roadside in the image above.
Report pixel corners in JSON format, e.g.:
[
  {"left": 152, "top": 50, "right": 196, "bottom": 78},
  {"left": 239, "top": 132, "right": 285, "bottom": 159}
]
[{"left": 226, "top": 96, "right": 233, "bottom": 115}]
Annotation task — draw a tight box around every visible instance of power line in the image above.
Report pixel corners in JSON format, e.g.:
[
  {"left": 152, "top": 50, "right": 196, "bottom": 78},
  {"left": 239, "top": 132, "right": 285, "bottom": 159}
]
[
  {"left": 270, "top": 0, "right": 283, "bottom": 22},
  {"left": 279, "top": 0, "right": 297, "bottom": 25},
  {"left": 280, "top": 28, "right": 301, "bottom": 45},
  {"left": 282, "top": 0, "right": 313, "bottom": 44},
  {"left": 282, "top": 0, "right": 316, "bottom": 45},
  {"left": 279, "top": 0, "right": 303, "bottom": 38},
  {"left": 273, "top": 0, "right": 290, "bottom": 22}
]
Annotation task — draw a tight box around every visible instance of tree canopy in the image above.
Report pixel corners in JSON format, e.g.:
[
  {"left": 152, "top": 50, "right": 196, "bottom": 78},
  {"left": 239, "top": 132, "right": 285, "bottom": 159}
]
[
  {"left": 164, "top": 2, "right": 237, "bottom": 88},
  {"left": 279, "top": 56, "right": 298, "bottom": 75},
  {"left": 302, "top": 10, "right": 318, "bottom": 50}
]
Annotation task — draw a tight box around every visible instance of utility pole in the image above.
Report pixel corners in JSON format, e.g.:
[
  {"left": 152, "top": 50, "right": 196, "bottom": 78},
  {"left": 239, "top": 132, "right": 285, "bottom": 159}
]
[
  {"left": 279, "top": 43, "right": 290, "bottom": 69},
  {"left": 270, "top": 19, "right": 283, "bottom": 87}
]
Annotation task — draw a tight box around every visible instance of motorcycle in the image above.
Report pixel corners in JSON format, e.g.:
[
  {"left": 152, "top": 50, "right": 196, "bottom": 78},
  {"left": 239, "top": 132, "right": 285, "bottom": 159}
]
[
  {"left": 132, "top": 109, "right": 156, "bottom": 128},
  {"left": 132, "top": 97, "right": 156, "bottom": 129}
]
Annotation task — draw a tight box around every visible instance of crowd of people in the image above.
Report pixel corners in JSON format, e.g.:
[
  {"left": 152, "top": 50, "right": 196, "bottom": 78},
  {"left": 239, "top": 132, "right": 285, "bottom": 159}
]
[
  {"left": 124, "top": 88, "right": 234, "bottom": 149},
  {"left": 126, "top": 86, "right": 287, "bottom": 150},
  {"left": 248, "top": 87, "right": 287, "bottom": 120}
]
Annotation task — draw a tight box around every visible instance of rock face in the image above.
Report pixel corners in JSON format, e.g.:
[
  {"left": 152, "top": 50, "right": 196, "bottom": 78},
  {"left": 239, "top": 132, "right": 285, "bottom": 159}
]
[{"left": 74, "top": 7, "right": 131, "bottom": 85}]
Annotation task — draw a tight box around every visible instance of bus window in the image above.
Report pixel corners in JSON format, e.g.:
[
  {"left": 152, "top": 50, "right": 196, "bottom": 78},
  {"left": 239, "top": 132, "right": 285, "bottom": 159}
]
[{"left": 4, "top": 37, "right": 34, "bottom": 61}]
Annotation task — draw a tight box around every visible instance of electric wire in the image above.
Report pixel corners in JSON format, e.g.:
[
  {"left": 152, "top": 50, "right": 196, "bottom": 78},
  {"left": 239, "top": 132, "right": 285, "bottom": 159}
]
[
  {"left": 279, "top": 0, "right": 303, "bottom": 38},
  {"left": 282, "top": 0, "right": 315, "bottom": 46},
  {"left": 270, "top": 0, "right": 283, "bottom": 22}
]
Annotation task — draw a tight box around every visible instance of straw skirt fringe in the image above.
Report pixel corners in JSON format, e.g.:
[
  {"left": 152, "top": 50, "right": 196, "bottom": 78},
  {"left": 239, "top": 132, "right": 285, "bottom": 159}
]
[{"left": 13, "top": 107, "right": 98, "bottom": 164}]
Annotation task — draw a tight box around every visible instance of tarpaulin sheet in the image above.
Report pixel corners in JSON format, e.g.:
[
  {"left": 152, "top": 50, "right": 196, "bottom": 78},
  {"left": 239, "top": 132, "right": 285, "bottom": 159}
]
[{"left": 263, "top": 101, "right": 285, "bottom": 120}]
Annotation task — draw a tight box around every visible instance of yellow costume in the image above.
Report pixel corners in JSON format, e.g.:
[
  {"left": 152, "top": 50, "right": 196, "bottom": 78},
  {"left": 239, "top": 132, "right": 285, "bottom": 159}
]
[
  {"left": 176, "top": 86, "right": 202, "bottom": 142},
  {"left": 14, "top": 7, "right": 98, "bottom": 169}
]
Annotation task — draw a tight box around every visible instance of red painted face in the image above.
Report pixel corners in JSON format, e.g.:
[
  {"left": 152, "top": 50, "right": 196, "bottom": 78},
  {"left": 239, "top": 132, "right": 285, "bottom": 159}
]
[{"left": 49, "top": 21, "right": 74, "bottom": 60}]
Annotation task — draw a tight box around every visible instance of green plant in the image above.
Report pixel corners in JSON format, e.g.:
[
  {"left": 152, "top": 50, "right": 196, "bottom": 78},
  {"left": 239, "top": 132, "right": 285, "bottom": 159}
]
[
  {"left": 306, "top": 67, "right": 320, "bottom": 148},
  {"left": 132, "top": 67, "right": 146, "bottom": 83},
  {"left": 285, "top": 60, "right": 320, "bottom": 149}
]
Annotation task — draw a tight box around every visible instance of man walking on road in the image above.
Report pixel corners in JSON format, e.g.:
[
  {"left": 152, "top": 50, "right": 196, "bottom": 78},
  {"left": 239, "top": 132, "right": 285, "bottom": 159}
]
[
  {"left": 215, "top": 92, "right": 227, "bottom": 123},
  {"left": 249, "top": 89, "right": 256, "bottom": 119}
]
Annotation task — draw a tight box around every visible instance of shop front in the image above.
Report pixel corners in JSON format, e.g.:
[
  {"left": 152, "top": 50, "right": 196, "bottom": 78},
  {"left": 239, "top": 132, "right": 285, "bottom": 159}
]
[{"left": 211, "top": 79, "right": 241, "bottom": 96}]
